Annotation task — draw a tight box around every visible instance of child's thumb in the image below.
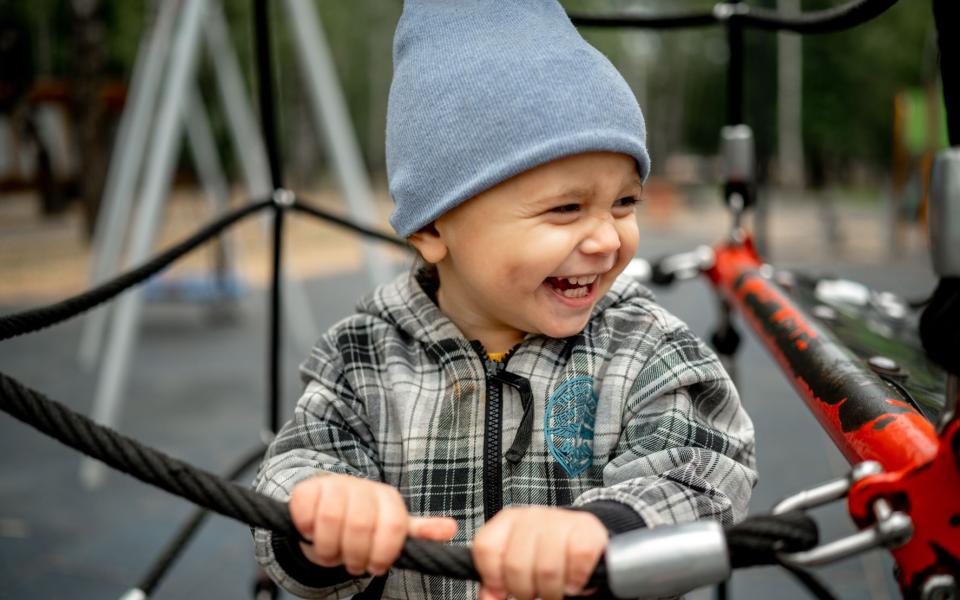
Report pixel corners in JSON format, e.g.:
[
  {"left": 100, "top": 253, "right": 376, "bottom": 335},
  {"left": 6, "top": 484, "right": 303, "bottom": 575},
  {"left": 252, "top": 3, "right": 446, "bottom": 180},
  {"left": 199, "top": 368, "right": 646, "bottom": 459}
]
[{"left": 408, "top": 516, "right": 458, "bottom": 541}]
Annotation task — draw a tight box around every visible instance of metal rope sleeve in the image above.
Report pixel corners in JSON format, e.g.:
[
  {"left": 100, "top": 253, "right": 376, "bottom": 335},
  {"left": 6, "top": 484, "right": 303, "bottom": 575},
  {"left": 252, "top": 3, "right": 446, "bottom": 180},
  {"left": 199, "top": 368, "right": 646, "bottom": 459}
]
[
  {"left": 570, "top": 0, "right": 900, "bottom": 34},
  {"left": 0, "top": 199, "right": 272, "bottom": 342}
]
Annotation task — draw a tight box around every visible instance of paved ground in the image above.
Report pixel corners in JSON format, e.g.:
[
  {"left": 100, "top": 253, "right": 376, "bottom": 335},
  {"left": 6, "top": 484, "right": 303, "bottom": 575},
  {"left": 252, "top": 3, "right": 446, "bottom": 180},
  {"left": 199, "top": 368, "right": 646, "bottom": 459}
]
[{"left": 0, "top": 186, "right": 938, "bottom": 599}]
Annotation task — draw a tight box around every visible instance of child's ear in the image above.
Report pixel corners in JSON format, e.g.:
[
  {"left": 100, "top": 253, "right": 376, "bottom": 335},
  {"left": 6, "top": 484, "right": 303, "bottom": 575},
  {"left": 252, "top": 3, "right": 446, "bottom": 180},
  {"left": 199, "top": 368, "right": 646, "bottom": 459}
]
[{"left": 408, "top": 223, "right": 448, "bottom": 264}]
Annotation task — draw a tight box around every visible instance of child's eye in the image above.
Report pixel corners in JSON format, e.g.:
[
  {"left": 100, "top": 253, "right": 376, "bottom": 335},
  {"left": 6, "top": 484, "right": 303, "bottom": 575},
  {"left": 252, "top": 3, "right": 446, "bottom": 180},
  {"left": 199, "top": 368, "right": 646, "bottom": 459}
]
[
  {"left": 550, "top": 203, "right": 582, "bottom": 214},
  {"left": 614, "top": 196, "right": 640, "bottom": 208}
]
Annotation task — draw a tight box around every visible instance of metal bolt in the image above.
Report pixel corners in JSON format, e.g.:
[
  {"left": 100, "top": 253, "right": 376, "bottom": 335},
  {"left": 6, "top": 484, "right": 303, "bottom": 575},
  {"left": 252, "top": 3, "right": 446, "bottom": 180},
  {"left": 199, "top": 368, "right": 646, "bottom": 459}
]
[
  {"left": 812, "top": 305, "right": 837, "bottom": 322},
  {"left": 867, "top": 356, "right": 900, "bottom": 374},
  {"left": 272, "top": 188, "right": 295, "bottom": 207},
  {"left": 774, "top": 270, "right": 796, "bottom": 291},
  {"left": 921, "top": 574, "right": 957, "bottom": 600},
  {"left": 851, "top": 461, "right": 883, "bottom": 482}
]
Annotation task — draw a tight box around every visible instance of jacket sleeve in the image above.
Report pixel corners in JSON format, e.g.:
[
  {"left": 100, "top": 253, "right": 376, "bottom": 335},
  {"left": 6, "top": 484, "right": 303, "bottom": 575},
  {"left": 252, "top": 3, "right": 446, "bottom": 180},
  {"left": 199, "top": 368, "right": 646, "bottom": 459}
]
[
  {"left": 572, "top": 322, "right": 757, "bottom": 530},
  {"left": 252, "top": 331, "right": 384, "bottom": 599}
]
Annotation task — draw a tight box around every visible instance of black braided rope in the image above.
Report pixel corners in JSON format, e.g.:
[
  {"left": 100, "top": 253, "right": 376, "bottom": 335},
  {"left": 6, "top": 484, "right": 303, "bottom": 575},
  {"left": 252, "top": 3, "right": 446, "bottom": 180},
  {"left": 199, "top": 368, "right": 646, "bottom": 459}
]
[
  {"left": 291, "top": 198, "right": 410, "bottom": 249},
  {"left": 919, "top": 278, "right": 960, "bottom": 377},
  {"left": 0, "top": 368, "right": 822, "bottom": 591},
  {"left": 137, "top": 444, "right": 267, "bottom": 595},
  {"left": 0, "top": 370, "right": 493, "bottom": 583},
  {"left": 570, "top": 0, "right": 900, "bottom": 34},
  {"left": 725, "top": 512, "right": 819, "bottom": 569},
  {"left": 737, "top": 0, "right": 899, "bottom": 34},
  {"left": 0, "top": 199, "right": 272, "bottom": 342},
  {"left": 570, "top": 10, "right": 716, "bottom": 30}
]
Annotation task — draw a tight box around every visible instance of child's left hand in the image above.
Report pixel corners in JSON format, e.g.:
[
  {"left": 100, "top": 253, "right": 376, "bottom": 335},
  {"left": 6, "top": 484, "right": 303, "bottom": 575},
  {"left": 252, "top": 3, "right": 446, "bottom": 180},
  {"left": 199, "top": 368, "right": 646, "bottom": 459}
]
[{"left": 472, "top": 506, "right": 608, "bottom": 600}]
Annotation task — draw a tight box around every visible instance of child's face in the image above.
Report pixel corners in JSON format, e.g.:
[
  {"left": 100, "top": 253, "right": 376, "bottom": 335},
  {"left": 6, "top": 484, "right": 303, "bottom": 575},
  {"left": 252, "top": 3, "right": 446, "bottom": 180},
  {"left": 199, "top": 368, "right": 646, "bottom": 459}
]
[{"left": 411, "top": 151, "right": 641, "bottom": 351}]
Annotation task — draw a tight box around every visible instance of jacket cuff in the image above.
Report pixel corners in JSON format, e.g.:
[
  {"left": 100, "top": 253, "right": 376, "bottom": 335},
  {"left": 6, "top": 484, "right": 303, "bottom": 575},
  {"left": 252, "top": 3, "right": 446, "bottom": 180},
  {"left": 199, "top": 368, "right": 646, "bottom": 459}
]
[
  {"left": 570, "top": 500, "right": 647, "bottom": 535},
  {"left": 270, "top": 532, "right": 356, "bottom": 588}
]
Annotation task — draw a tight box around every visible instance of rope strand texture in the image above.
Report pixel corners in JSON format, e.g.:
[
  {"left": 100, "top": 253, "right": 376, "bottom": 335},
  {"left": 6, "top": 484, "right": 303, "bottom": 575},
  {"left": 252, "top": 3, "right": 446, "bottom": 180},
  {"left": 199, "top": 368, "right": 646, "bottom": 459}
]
[{"left": 0, "top": 200, "right": 272, "bottom": 342}]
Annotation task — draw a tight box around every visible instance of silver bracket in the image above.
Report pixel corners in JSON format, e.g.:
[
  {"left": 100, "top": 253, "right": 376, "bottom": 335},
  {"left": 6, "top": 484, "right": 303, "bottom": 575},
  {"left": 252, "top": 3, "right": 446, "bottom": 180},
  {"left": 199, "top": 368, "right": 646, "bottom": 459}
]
[{"left": 772, "top": 461, "right": 914, "bottom": 567}]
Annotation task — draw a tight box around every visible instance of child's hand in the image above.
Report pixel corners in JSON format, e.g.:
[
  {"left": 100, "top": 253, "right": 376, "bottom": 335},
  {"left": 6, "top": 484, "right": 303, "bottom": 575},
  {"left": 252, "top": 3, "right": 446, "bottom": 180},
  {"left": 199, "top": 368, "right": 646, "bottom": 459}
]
[
  {"left": 472, "top": 506, "right": 608, "bottom": 600},
  {"left": 289, "top": 474, "right": 458, "bottom": 576}
]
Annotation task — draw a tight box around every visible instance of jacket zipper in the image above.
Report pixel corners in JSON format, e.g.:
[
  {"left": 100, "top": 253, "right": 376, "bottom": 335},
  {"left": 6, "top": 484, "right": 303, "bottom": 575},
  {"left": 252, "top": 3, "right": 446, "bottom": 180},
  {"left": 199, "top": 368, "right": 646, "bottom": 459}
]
[{"left": 482, "top": 354, "right": 506, "bottom": 522}]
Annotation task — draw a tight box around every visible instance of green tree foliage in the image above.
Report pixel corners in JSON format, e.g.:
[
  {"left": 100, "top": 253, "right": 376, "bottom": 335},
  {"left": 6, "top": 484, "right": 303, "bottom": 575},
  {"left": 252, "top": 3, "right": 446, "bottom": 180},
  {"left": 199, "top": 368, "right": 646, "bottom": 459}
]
[{"left": 1, "top": 0, "right": 938, "bottom": 185}]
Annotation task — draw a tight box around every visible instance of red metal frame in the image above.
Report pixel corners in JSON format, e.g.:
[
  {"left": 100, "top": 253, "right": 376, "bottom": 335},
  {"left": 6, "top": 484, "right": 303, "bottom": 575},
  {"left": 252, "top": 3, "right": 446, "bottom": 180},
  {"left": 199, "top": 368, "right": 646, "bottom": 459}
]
[{"left": 706, "top": 233, "right": 958, "bottom": 596}]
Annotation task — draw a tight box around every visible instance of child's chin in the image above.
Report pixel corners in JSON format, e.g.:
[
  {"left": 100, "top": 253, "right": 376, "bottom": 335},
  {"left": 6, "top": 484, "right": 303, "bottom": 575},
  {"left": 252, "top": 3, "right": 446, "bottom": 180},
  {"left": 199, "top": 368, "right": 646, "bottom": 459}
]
[{"left": 539, "top": 318, "right": 590, "bottom": 339}]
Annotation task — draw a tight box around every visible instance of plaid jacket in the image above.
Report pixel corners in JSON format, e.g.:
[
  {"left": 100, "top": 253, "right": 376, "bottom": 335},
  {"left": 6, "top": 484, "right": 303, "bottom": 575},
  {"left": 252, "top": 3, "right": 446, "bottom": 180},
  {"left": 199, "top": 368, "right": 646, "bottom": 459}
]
[{"left": 253, "top": 271, "right": 757, "bottom": 599}]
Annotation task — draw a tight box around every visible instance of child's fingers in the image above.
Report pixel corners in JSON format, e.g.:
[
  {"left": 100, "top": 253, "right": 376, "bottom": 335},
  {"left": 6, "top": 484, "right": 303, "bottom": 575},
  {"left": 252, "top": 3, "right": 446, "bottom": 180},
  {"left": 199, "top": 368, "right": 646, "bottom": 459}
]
[
  {"left": 477, "top": 584, "right": 507, "bottom": 600},
  {"left": 288, "top": 477, "right": 323, "bottom": 541},
  {"left": 502, "top": 521, "right": 538, "bottom": 600},
  {"left": 310, "top": 479, "right": 348, "bottom": 567},
  {"left": 408, "top": 516, "right": 458, "bottom": 541},
  {"left": 340, "top": 486, "right": 378, "bottom": 576},
  {"left": 534, "top": 527, "right": 568, "bottom": 600},
  {"left": 563, "top": 518, "right": 608, "bottom": 596},
  {"left": 365, "top": 487, "right": 410, "bottom": 576},
  {"left": 471, "top": 510, "right": 515, "bottom": 598}
]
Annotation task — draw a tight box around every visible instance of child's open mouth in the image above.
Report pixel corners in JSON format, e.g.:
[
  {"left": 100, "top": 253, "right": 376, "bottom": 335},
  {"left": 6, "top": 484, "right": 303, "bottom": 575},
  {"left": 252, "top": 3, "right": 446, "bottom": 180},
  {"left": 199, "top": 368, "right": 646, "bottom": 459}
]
[{"left": 544, "top": 274, "right": 598, "bottom": 302}]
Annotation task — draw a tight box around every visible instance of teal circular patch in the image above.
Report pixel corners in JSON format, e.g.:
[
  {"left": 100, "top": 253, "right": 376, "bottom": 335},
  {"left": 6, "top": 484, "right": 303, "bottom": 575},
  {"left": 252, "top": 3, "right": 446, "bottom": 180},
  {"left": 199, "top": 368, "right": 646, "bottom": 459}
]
[{"left": 545, "top": 376, "right": 598, "bottom": 477}]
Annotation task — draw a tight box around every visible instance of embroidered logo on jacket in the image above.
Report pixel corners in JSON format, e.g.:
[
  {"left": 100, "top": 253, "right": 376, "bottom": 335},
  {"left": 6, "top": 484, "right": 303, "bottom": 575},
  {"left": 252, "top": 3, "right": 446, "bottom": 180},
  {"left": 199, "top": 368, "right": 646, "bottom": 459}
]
[{"left": 545, "top": 376, "right": 598, "bottom": 477}]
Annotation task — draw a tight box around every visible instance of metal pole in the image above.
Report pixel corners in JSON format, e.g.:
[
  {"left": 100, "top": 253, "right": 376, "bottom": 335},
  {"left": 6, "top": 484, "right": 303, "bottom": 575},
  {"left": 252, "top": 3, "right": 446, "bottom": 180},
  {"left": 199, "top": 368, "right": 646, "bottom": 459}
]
[
  {"left": 253, "top": 0, "right": 285, "bottom": 438},
  {"left": 726, "top": 17, "right": 745, "bottom": 126},
  {"left": 282, "top": 0, "right": 395, "bottom": 287},
  {"left": 80, "top": 0, "right": 209, "bottom": 488},
  {"left": 78, "top": 0, "right": 179, "bottom": 369},
  {"left": 776, "top": 0, "right": 805, "bottom": 188},
  {"left": 183, "top": 87, "right": 236, "bottom": 288},
  {"left": 204, "top": 0, "right": 319, "bottom": 355}
]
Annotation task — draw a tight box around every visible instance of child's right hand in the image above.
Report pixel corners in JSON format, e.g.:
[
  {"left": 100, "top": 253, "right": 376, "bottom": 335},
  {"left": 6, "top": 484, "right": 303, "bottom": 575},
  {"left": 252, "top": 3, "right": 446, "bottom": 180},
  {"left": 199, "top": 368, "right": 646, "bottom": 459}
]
[{"left": 289, "top": 474, "right": 458, "bottom": 577}]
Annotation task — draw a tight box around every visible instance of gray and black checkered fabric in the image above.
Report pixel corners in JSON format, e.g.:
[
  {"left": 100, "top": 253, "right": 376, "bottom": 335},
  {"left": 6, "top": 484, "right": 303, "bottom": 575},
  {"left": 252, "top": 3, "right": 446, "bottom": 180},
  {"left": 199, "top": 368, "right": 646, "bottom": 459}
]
[{"left": 253, "top": 272, "right": 757, "bottom": 599}]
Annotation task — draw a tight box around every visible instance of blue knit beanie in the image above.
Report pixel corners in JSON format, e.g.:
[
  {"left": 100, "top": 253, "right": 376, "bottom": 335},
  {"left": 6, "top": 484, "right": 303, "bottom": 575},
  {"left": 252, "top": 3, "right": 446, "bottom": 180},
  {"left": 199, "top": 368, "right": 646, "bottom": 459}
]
[{"left": 386, "top": 0, "right": 650, "bottom": 238}]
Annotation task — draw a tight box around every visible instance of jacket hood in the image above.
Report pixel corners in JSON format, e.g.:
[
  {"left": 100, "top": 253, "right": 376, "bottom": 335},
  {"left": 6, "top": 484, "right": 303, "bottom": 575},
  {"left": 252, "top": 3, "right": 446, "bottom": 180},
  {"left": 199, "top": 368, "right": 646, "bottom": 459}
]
[{"left": 356, "top": 268, "right": 656, "bottom": 348}]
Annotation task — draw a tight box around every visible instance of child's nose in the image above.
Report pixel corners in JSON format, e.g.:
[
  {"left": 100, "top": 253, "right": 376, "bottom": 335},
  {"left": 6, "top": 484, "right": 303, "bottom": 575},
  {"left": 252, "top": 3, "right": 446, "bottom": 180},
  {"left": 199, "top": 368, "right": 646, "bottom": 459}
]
[{"left": 579, "top": 216, "right": 621, "bottom": 256}]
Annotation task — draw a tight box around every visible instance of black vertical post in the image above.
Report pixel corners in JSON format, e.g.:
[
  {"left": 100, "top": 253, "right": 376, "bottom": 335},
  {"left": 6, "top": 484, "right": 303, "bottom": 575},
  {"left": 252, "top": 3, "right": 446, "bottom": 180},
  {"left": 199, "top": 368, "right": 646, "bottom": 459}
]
[
  {"left": 726, "top": 17, "right": 745, "bottom": 126},
  {"left": 253, "top": 0, "right": 286, "bottom": 436},
  {"left": 934, "top": 0, "right": 958, "bottom": 145}
]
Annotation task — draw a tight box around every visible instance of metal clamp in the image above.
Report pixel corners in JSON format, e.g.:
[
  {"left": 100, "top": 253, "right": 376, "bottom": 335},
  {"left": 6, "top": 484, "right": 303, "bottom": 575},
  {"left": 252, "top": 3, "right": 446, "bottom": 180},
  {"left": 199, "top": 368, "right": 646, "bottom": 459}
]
[
  {"left": 651, "top": 246, "right": 715, "bottom": 285},
  {"left": 929, "top": 149, "right": 960, "bottom": 278},
  {"left": 721, "top": 124, "right": 755, "bottom": 185},
  {"left": 605, "top": 521, "right": 730, "bottom": 599},
  {"left": 772, "top": 461, "right": 914, "bottom": 567}
]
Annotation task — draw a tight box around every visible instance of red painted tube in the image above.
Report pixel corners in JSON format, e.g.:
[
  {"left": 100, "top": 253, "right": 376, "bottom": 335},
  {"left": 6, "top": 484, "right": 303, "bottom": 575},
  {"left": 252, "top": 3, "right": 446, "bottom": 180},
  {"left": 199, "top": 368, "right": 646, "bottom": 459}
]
[{"left": 706, "top": 236, "right": 939, "bottom": 471}]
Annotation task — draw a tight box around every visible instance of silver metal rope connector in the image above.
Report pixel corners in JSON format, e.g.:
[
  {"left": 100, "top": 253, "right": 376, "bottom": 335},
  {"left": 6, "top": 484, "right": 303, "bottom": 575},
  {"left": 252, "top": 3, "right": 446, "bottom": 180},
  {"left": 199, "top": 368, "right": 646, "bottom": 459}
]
[
  {"left": 605, "top": 521, "right": 730, "bottom": 599},
  {"left": 271, "top": 188, "right": 295, "bottom": 208},
  {"left": 713, "top": 2, "right": 748, "bottom": 21}
]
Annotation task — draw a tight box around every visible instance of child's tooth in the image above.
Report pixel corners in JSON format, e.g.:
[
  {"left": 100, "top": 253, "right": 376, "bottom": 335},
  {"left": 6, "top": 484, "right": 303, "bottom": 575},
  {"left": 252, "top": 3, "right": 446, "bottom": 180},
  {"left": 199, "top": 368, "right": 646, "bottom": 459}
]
[{"left": 566, "top": 277, "right": 578, "bottom": 285}]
